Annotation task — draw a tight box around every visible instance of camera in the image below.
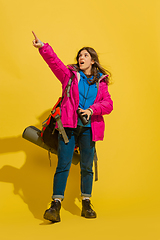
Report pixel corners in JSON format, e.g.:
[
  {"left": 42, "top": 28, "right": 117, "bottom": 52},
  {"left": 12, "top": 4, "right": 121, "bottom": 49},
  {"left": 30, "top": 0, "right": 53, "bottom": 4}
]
[{"left": 77, "top": 109, "right": 89, "bottom": 125}]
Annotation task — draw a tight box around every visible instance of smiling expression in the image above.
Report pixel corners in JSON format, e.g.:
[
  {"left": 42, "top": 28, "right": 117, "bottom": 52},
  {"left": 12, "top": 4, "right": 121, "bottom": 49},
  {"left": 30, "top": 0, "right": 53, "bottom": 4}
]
[{"left": 78, "top": 50, "right": 94, "bottom": 75}]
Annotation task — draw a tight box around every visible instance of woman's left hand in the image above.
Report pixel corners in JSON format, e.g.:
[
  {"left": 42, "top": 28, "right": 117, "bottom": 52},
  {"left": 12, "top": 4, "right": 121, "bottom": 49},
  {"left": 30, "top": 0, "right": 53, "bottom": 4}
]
[{"left": 78, "top": 108, "right": 92, "bottom": 120}]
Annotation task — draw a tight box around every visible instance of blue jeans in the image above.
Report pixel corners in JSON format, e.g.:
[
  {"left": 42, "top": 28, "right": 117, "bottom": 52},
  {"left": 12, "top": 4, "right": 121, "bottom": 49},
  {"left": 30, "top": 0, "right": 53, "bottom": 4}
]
[{"left": 52, "top": 126, "right": 95, "bottom": 200}]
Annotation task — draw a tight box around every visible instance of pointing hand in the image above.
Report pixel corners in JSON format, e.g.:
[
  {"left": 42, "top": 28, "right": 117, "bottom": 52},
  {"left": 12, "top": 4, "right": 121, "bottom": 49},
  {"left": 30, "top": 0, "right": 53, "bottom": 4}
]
[{"left": 32, "top": 31, "right": 43, "bottom": 48}]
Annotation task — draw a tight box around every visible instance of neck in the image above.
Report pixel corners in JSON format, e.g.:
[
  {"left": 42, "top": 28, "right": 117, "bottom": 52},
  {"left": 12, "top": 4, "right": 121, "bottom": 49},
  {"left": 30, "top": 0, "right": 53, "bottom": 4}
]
[
  {"left": 83, "top": 69, "right": 92, "bottom": 76},
  {"left": 85, "top": 73, "right": 92, "bottom": 78}
]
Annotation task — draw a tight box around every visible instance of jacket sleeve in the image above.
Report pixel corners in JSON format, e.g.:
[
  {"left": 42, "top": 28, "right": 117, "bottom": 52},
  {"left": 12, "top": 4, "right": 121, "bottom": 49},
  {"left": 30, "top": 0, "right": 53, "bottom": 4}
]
[
  {"left": 39, "top": 43, "right": 72, "bottom": 85},
  {"left": 90, "top": 81, "right": 113, "bottom": 116}
]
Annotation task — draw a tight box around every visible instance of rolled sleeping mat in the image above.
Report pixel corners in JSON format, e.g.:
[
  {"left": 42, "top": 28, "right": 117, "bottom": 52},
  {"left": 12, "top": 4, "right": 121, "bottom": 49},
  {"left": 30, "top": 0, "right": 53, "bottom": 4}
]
[
  {"left": 22, "top": 126, "right": 80, "bottom": 165},
  {"left": 22, "top": 126, "right": 57, "bottom": 154}
]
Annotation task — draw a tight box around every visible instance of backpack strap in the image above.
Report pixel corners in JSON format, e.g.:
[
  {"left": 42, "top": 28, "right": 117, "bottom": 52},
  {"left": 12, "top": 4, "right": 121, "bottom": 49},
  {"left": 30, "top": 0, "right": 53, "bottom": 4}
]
[
  {"left": 62, "top": 74, "right": 74, "bottom": 101},
  {"left": 52, "top": 74, "right": 74, "bottom": 143},
  {"left": 94, "top": 148, "right": 98, "bottom": 181},
  {"left": 66, "top": 74, "right": 74, "bottom": 97}
]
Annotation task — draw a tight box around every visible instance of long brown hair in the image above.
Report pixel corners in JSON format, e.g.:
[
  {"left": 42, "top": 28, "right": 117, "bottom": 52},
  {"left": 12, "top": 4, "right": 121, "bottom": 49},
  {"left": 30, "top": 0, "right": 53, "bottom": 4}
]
[{"left": 71, "top": 47, "right": 111, "bottom": 85}]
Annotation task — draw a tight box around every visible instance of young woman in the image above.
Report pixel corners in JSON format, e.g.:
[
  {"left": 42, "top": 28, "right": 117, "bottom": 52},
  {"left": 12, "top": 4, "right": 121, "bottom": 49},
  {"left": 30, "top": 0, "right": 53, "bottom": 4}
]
[{"left": 32, "top": 31, "right": 113, "bottom": 222}]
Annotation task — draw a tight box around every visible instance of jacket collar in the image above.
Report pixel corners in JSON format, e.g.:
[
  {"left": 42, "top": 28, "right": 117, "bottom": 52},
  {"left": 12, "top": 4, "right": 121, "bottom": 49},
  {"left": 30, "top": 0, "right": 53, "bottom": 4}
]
[{"left": 68, "top": 65, "right": 108, "bottom": 84}]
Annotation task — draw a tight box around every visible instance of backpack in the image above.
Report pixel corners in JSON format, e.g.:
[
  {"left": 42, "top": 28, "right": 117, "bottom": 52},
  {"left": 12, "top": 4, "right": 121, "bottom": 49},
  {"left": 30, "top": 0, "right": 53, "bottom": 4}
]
[
  {"left": 22, "top": 74, "right": 98, "bottom": 181},
  {"left": 41, "top": 75, "right": 74, "bottom": 150}
]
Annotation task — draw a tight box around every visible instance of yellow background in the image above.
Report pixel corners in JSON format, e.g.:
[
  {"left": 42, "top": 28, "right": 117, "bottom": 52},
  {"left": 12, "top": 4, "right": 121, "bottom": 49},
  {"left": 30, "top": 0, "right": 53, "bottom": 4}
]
[{"left": 0, "top": 0, "right": 160, "bottom": 239}]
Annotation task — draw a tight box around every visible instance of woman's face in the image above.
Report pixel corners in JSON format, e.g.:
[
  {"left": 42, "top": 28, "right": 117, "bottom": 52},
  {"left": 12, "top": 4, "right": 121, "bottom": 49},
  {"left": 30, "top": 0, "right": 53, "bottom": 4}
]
[{"left": 78, "top": 50, "right": 94, "bottom": 75}]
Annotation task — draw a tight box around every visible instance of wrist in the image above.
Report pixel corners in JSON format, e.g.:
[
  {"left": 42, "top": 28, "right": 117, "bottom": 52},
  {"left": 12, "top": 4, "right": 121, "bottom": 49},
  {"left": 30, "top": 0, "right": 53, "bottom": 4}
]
[
  {"left": 38, "top": 40, "right": 44, "bottom": 48},
  {"left": 88, "top": 108, "right": 93, "bottom": 115}
]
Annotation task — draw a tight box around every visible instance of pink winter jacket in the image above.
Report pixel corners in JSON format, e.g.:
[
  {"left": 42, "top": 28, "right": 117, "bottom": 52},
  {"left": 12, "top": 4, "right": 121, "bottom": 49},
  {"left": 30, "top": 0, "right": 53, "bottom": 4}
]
[{"left": 39, "top": 43, "right": 113, "bottom": 141}]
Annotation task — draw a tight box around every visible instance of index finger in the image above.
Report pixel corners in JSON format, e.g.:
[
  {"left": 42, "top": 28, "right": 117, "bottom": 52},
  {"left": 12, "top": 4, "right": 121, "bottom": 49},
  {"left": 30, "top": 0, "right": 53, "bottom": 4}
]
[{"left": 32, "top": 31, "right": 38, "bottom": 40}]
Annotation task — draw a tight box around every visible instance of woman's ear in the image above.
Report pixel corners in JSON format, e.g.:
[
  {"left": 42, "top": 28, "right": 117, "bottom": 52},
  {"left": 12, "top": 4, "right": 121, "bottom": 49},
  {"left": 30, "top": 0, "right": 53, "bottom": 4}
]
[{"left": 91, "top": 59, "right": 95, "bottom": 65}]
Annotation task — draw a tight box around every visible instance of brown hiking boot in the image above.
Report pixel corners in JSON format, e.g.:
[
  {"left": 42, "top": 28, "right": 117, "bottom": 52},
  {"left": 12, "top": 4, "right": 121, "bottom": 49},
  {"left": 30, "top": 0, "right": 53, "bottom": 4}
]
[
  {"left": 81, "top": 199, "right": 97, "bottom": 218},
  {"left": 43, "top": 200, "right": 61, "bottom": 222}
]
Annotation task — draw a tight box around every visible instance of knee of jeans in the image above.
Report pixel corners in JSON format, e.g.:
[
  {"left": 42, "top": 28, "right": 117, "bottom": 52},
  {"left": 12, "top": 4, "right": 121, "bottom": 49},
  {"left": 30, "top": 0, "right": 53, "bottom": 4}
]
[
  {"left": 80, "top": 160, "right": 93, "bottom": 170},
  {"left": 56, "top": 163, "right": 71, "bottom": 172},
  {"left": 81, "top": 167, "right": 93, "bottom": 174}
]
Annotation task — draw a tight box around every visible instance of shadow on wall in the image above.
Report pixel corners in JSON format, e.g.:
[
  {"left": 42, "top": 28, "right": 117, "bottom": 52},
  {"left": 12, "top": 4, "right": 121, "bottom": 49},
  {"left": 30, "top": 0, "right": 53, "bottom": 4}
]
[{"left": 0, "top": 110, "right": 81, "bottom": 222}]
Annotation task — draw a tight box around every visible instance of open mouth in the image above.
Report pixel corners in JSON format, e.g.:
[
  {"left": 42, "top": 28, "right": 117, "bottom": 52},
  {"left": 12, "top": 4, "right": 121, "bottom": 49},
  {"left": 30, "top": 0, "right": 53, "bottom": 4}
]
[{"left": 80, "top": 61, "right": 84, "bottom": 65}]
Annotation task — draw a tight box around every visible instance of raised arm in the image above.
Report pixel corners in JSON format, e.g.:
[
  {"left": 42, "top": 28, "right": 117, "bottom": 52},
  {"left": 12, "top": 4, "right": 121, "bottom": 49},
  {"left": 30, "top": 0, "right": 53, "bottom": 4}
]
[{"left": 32, "top": 31, "right": 72, "bottom": 86}]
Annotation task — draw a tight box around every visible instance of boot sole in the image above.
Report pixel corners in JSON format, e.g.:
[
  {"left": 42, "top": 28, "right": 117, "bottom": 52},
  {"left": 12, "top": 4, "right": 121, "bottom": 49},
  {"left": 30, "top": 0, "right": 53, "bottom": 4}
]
[
  {"left": 43, "top": 211, "right": 60, "bottom": 222},
  {"left": 81, "top": 212, "right": 97, "bottom": 218}
]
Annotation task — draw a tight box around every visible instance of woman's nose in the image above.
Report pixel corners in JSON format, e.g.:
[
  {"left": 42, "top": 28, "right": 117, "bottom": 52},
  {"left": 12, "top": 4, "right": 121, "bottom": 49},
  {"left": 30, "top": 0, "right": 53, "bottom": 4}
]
[{"left": 80, "top": 55, "right": 85, "bottom": 59}]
